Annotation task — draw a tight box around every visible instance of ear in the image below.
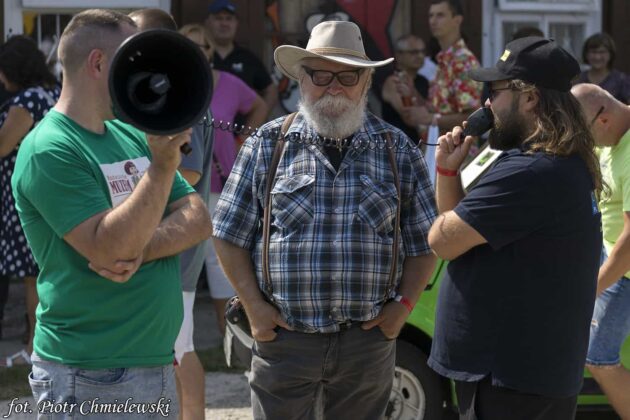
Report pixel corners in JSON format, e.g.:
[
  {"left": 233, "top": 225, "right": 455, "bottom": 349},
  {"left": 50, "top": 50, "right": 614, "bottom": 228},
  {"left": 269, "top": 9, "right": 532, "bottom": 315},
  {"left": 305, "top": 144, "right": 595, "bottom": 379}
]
[
  {"left": 86, "top": 49, "right": 106, "bottom": 80},
  {"left": 520, "top": 89, "right": 539, "bottom": 113}
]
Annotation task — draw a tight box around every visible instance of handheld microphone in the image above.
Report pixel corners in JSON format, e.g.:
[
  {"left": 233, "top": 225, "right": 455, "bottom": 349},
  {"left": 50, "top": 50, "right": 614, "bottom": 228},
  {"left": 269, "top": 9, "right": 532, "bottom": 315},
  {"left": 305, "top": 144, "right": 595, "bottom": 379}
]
[{"left": 462, "top": 107, "right": 494, "bottom": 137}]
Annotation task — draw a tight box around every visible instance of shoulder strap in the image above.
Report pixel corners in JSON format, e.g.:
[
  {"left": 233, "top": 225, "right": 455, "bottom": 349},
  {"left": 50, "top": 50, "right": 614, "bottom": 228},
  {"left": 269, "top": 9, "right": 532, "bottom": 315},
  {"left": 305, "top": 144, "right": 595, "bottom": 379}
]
[
  {"left": 383, "top": 132, "right": 401, "bottom": 301},
  {"left": 262, "top": 112, "right": 298, "bottom": 299}
]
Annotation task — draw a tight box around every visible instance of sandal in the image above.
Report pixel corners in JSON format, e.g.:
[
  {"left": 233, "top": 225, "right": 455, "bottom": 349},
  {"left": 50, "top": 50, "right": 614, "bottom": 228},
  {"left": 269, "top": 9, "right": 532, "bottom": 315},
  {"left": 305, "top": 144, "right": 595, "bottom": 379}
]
[{"left": 3, "top": 349, "right": 31, "bottom": 367}]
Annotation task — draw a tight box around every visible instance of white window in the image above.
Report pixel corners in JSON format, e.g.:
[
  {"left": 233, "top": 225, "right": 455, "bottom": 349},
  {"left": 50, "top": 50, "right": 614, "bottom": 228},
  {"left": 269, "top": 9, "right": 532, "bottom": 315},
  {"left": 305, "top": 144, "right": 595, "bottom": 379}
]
[
  {"left": 498, "top": 0, "right": 599, "bottom": 13},
  {"left": 3, "top": 0, "right": 171, "bottom": 41},
  {"left": 482, "top": 0, "right": 601, "bottom": 67}
]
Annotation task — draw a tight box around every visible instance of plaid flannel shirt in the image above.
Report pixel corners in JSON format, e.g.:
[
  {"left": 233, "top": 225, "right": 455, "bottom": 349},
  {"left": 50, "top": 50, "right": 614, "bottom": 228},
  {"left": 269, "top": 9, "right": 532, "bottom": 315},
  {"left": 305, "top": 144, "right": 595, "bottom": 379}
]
[{"left": 212, "top": 112, "right": 437, "bottom": 333}]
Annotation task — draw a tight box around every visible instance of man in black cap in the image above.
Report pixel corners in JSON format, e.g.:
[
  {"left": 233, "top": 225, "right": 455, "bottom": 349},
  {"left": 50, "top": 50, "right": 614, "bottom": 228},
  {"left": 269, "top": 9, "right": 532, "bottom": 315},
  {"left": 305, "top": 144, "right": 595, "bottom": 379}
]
[
  {"left": 205, "top": 0, "right": 277, "bottom": 116},
  {"left": 427, "top": 37, "right": 604, "bottom": 419}
]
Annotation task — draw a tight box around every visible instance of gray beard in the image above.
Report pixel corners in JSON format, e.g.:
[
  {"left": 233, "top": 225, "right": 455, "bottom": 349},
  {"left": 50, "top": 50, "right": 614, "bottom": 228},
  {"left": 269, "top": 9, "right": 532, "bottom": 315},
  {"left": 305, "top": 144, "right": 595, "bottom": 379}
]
[{"left": 298, "top": 93, "right": 367, "bottom": 139}]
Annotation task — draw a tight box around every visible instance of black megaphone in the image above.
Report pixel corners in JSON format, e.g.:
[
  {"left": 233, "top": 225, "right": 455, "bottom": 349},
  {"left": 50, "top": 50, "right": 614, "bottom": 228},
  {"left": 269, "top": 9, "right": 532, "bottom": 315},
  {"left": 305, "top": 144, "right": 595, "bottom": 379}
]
[{"left": 109, "top": 29, "right": 213, "bottom": 144}]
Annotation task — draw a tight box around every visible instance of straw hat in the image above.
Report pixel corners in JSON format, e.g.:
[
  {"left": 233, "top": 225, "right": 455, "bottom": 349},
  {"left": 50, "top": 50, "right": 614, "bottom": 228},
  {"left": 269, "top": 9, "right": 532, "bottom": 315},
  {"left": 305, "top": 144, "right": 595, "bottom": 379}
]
[{"left": 274, "top": 21, "right": 394, "bottom": 81}]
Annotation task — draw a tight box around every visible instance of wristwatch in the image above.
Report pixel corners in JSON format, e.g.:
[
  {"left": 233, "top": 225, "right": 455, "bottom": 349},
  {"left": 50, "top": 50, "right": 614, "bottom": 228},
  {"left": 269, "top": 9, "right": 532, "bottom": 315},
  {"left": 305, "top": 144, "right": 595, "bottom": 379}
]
[{"left": 394, "top": 294, "right": 413, "bottom": 313}]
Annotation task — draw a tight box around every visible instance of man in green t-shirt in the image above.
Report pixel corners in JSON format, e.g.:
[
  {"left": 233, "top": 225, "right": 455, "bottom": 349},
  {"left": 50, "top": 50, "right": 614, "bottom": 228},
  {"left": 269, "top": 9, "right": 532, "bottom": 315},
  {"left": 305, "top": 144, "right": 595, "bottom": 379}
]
[
  {"left": 11, "top": 9, "right": 212, "bottom": 417},
  {"left": 573, "top": 83, "right": 630, "bottom": 419}
]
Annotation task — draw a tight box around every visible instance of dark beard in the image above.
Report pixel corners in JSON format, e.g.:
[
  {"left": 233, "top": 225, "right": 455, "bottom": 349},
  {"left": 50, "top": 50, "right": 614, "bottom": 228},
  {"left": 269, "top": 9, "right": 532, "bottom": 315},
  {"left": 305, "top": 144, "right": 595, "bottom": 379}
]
[{"left": 487, "top": 106, "right": 528, "bottom": 151}]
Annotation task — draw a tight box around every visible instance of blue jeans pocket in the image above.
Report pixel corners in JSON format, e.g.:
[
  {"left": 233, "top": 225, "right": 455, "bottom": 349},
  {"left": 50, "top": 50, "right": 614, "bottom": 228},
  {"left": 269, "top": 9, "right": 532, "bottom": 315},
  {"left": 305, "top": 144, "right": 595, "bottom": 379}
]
[
  {"left": 29, "top": 370, "right": 53, "bottom": 420},
  {"left": 74, "top": 368, "right": 127, "bottom": 386}
]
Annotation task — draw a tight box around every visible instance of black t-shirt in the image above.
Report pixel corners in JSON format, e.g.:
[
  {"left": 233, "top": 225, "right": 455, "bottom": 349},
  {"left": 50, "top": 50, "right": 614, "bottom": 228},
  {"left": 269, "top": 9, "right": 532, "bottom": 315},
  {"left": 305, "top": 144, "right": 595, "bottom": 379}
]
[
  {"left": 322, "top": 136, "right": 351, "bottom": 171},
  {"left": 428, "top": 149, "right": 602, "bottom": 398},
  {"left": 380, "top": 73, "right": 429, "bottom": 143},
  {"left": 213, "top": 45, "right": 273, "bottom": 93}
]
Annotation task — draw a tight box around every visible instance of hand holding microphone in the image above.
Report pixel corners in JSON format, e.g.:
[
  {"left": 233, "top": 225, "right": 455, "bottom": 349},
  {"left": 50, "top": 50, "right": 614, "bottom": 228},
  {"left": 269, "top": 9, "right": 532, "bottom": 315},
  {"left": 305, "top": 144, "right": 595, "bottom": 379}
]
[{"left": 436, "top": 107, "right": 494, "bottom": 174}]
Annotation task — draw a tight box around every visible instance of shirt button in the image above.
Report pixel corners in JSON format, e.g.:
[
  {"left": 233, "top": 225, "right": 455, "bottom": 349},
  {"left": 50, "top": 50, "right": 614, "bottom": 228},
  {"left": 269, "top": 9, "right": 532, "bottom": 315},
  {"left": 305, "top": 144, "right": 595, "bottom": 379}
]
[
  {"left": 331, "top": 307, "right": 338, "bottom": 313},
  {"left": 334, "top": 207, "right": 342, "bottom": 214}
]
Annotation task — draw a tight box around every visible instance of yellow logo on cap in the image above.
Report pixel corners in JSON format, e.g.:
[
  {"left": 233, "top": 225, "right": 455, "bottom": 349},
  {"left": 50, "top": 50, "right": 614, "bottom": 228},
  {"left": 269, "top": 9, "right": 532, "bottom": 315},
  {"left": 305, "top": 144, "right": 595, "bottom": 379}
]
[{"left": 500, "top": 50, "right": 511, "bottom": 62}]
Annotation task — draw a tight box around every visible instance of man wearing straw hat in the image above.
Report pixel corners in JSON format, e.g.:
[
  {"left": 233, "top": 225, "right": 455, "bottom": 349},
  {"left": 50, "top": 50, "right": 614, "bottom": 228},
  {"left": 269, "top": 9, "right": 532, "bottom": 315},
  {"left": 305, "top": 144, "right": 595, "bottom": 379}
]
[{"left": 212, "top": 21, "right": 437, "bottom": 419}]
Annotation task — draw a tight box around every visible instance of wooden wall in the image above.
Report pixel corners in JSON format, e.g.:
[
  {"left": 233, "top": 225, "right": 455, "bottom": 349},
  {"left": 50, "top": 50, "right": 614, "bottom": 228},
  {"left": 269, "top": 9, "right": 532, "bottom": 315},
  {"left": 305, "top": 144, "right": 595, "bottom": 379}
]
[{"left": 603, "top": 0, "right": 630, "bottom": 73}]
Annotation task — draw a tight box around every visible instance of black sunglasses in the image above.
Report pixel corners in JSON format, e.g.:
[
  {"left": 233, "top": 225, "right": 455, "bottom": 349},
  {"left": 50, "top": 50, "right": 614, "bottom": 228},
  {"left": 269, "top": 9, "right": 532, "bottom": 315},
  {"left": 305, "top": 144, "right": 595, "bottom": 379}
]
[{"left": 302, "top": 66, "right": 364, "bottom": 87}]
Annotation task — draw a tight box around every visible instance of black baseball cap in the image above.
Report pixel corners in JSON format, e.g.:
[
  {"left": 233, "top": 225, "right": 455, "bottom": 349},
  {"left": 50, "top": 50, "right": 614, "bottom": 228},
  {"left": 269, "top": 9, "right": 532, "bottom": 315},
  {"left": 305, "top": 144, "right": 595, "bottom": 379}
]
[
  {"left": 208, "top": 0, "right": 237, "bottom": 15},
  {"left": 469, "top": 37, "right": 580, "bottom": 92}
]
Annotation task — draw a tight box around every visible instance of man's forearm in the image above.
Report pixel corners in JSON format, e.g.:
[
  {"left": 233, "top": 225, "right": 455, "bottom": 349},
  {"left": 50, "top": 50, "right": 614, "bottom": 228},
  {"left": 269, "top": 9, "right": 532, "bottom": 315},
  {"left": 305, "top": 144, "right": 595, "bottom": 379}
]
[
  {"left": 95, "top": 164, "right": 176, "bottom": 261},
  {"left": 397, "top": 254, "right": 437, "bottom": 306},
  {"left": 143, "top": 193, "right": 212, "bottom": 262},
  {"left": 436, "top": 174, "right": 465, "bottom": 213},
  {"left": 213, "top": 237, "right": 265, "bottom": 311}
]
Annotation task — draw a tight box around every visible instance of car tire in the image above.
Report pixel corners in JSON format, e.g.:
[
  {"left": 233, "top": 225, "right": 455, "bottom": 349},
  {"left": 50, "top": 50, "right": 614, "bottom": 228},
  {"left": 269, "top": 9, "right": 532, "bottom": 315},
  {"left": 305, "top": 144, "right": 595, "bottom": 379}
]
[{"left": 387, "top": 339, "right": 446, "bottom": 420}]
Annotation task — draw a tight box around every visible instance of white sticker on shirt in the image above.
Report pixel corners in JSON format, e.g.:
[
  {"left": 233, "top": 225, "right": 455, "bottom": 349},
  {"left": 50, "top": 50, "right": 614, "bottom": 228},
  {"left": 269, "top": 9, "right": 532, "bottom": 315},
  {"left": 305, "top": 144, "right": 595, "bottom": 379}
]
[{"left": 99, "top": 157, "right": 150, "bottom": 207}]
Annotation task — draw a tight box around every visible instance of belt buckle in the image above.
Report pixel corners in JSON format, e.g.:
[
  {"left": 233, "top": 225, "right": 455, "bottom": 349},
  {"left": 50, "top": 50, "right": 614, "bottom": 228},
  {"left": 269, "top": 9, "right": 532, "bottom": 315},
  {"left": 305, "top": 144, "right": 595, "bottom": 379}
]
[{"left": 338, "top": 320, "right": 354, "bottom": 331}]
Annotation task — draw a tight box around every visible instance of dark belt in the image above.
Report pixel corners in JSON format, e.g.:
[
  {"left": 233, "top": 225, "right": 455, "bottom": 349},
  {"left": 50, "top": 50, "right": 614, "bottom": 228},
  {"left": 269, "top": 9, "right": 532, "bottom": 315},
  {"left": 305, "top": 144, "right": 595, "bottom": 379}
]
[{"left": 338, "top": 320, "right": 361, "bottom": 331}]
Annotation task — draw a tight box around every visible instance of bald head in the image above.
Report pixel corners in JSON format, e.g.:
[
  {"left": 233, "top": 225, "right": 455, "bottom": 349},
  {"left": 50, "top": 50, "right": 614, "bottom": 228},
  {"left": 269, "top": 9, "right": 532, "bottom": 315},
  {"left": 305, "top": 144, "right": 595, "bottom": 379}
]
[
  {"left": 572, "top": 83, "right": 630, "bottom": 147},
  {"left": 571, "top": 83, "right": 614, "bottom": 122},
  {"left": 58, "top": 9, "right": 137, "bottom": 76}
]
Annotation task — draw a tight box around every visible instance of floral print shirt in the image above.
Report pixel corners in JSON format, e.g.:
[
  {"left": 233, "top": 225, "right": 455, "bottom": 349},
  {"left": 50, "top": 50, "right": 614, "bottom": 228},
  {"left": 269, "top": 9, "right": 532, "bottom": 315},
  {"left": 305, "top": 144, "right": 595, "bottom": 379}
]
[{"left": 430, "top": 39, "right": 482, "bottom": 115}]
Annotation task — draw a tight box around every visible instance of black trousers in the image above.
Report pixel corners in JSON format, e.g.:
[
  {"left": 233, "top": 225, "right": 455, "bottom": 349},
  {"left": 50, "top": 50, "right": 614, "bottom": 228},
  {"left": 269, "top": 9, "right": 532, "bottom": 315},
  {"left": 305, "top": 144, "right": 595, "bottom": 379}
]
[{"left": 455, "top": 376, "right": 578, "bottom": 420}]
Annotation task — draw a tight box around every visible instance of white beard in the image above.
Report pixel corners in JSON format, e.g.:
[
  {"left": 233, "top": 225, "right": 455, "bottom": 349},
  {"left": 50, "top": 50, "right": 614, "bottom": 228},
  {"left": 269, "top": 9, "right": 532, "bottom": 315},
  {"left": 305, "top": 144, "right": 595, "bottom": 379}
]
[{"left": 298, "top": 92, "right": 367, "bottom": 139}]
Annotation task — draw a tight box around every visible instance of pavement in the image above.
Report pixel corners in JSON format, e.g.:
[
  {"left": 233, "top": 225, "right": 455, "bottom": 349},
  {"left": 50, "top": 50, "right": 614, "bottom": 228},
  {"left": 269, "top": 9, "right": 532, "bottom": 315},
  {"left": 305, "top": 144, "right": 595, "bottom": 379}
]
[{"left": 0, "top": 278, "right": 253, "bottom": 419}]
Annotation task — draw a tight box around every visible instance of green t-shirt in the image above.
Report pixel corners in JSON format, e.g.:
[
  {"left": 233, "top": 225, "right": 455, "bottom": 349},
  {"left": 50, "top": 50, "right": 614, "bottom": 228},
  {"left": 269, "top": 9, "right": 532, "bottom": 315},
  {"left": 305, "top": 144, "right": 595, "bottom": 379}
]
[
  {"left": 12, "top": 110, "right": 194, "bottom": 369},
  {"left": 600, "top": 128, "right": 630, "bottom": 279}
]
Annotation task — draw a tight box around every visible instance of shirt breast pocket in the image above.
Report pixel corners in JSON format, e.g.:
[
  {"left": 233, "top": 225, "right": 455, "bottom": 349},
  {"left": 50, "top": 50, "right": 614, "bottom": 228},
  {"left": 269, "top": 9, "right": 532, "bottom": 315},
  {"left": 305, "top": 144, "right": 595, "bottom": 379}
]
[
  {"left": 357, "top": 175, "right": 398, "bottom": 234},
  {"left": 271, "top": 174, "right": 315, "bottom": 229}
]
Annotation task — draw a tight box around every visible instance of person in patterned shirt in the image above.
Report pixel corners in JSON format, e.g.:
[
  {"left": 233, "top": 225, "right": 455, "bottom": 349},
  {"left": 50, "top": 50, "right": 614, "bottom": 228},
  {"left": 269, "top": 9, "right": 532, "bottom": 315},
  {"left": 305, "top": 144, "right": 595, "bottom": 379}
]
[
  {"left": 402, "top": 0, "right": 482, "bottom": 135},
  {"left": 0, "top": 35, "right": 60, "bottom": 360},
  {"left": 212, "top": 21, "right": 437, "bottom": 419}
]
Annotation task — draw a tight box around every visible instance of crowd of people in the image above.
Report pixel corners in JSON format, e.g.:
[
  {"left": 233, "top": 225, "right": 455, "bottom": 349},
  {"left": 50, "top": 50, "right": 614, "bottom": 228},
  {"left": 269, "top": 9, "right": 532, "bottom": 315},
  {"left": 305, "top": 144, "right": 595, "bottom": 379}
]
[{"left": 0, "top": 0, "right": 628, "bottom": 419}]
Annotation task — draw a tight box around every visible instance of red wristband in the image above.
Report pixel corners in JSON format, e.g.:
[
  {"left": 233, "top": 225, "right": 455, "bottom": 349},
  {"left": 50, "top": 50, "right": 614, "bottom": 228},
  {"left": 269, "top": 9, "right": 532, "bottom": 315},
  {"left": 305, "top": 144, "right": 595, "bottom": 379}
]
[
  {"left": 394, "top": 294, "right": 414, "bottom": 313},
  {"left": 436, "top": 166, "right": 459, "bottom": 177}
]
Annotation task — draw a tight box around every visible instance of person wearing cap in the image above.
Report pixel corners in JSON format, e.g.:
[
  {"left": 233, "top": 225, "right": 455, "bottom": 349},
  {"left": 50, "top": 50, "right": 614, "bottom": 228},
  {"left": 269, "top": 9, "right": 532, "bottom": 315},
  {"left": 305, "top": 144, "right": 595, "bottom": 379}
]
[
  {"left": 205, "top": 0, "right": 277, "bottom": 116},
  {"left": 427, "top": 36, "right": 603, "bottom": 419},
  {"left": 211, "top": 21, "right": 437, "bottom": 419},
  {"left": 571, "top": 82, "right": 630, "bottom": 419}
]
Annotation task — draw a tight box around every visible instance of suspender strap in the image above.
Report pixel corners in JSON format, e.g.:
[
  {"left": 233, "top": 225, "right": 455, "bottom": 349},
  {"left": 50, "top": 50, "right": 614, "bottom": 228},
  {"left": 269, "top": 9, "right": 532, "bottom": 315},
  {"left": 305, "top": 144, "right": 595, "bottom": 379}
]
[
  {"left": 262, "top": 112, "right": 297, "bottom": 299},
  {"left": 261, "top": 122, "right": 401, "bottom": 304},
  {"left": 383, "top": 132, "right": 401, "bottom": 301}
]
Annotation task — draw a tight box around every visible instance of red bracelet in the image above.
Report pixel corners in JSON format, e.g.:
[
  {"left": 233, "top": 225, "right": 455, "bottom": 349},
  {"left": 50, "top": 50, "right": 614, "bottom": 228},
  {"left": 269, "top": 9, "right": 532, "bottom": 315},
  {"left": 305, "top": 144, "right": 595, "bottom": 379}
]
[
  {"left": 436, "top": 166, "right": 459, "bottom": 177},
  {"left": 394, "top": 295, "right": 414, "bottom": 313}
]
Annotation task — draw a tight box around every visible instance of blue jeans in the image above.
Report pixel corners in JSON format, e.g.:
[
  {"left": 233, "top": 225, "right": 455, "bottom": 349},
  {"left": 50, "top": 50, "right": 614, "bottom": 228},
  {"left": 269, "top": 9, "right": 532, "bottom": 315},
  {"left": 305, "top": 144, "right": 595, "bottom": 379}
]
[
  {"left": 586, "top": 250, "right": 630, "bottom": 366},
  {"left": 29, "top": 353, "right": 178, "bottom": 419}
]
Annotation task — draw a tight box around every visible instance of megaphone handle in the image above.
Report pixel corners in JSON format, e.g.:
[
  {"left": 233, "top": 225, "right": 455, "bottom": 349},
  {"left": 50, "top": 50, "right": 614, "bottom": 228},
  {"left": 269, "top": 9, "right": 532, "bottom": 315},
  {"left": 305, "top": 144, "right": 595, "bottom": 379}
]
[{"left": 181, "top": 143, "right": 192, "bottom": 155}]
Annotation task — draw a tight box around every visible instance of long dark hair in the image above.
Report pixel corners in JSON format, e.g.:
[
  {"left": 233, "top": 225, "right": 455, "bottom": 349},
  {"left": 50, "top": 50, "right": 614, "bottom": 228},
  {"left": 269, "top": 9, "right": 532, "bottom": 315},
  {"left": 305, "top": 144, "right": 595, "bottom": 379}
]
[
  {"left": 512, "top": 79, "right": 604, "bottom": 196},
  {"left": 0, "top": 36, "right": 57, "bottom": 90}
]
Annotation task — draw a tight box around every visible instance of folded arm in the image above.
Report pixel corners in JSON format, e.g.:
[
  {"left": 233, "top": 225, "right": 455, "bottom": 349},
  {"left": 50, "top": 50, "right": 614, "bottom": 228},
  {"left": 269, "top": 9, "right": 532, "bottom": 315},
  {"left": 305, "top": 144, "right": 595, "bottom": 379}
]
[
  {"left": 0, "top": 106, "right": 34, "bottom": 157},
  {"left": 64, "top": 132, "right": 191, "bottom": 267}
]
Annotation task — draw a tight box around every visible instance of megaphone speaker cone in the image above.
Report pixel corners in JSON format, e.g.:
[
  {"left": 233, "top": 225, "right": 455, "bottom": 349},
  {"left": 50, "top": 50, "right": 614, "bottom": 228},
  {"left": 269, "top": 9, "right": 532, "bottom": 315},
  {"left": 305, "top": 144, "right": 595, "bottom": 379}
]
[{"left": 109, "top": 29, "right": 213, "bottom": 136}]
